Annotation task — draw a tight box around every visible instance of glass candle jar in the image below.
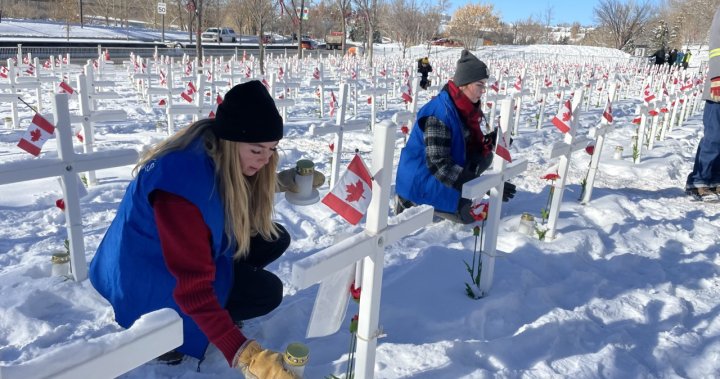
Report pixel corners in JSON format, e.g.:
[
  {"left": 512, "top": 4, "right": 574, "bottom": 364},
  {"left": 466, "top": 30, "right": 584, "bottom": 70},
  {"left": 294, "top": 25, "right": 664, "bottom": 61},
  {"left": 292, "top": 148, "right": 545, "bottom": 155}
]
[
  {"left": 283, "top": 342, "right": 309, "bottom": 377},
  {"left": 613, "top": 146, "right": 623, "bottom": 160},
  {"left": 518, "top": 213, "right": 536, "bottom": 236},
  {"left": 51, "top": 251, "right": 71, "bottom": 277}
]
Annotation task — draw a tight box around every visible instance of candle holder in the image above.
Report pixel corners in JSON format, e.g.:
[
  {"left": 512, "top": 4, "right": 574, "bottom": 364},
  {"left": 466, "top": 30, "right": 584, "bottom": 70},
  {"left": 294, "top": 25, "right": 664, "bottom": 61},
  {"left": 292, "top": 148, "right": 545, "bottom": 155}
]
[
  {"left": 283, "top": 342, "right": 309, "bottom": 377},
  {"left": 613, "top": 145, "right": 623, "bottom": 160},
  {"left": 51, "top": 250, "right": 71, "bottom": 277},
  {"left": 517, "top": 212, "right": 536, "bottom": 236},
  {"left": 285, "top": 159, "right": 321, "bottom": 206}
]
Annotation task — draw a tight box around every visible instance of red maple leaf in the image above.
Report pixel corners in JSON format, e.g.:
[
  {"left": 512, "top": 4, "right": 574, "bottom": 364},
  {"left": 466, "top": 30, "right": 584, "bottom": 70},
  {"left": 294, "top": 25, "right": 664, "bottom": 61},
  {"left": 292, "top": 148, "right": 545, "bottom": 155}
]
[
  {"left": 30, "top": 128, "right": 42, "bottom": 142},
  {"left": 344, "top": 180, "right": 366, "bottom": 202},
  {"left": 562, "top": 111, "right": 571, "bottom": 122}
]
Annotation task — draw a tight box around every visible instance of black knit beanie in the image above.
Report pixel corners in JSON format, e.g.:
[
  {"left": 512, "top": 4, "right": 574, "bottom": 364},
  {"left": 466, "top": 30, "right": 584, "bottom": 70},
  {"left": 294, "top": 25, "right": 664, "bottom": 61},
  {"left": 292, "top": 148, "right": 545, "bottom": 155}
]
[
  {"left": 211, "top": 80, "right": 284, "bottom": 142},
  {"left": 453, "top": 50, "right": 489, "bottom": 87}
]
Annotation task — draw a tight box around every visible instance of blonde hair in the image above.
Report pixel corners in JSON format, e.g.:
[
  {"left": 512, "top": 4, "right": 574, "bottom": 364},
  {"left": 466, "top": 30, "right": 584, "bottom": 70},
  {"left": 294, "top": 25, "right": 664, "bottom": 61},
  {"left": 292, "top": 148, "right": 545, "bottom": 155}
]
[{"left": 134, "top": 119, "right": 280, "bottom": 260}]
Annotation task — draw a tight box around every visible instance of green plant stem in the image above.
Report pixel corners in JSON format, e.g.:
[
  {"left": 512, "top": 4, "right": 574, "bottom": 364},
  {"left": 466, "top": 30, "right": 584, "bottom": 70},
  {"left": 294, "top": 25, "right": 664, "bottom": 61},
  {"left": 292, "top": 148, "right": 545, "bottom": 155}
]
[{"left": 475, "top": 220, "right": 485, "bottom": 285}]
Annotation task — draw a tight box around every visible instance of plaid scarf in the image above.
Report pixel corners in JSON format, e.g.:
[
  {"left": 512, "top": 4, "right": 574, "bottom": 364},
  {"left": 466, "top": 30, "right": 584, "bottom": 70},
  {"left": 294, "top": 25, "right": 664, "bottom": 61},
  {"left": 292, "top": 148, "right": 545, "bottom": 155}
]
[{"left": 446, "top": 80, "right": 488, "bottom": 156}]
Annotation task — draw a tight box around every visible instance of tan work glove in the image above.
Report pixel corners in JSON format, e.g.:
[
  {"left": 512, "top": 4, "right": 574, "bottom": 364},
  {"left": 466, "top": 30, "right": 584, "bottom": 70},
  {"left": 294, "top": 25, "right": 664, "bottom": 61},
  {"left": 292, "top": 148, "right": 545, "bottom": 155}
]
[
  {"left": 276, "top": 168, "right": 325, "bottom": 193},
  {"left": 233, "top": 340, "right": 300, "bottom": 379},
  {"left": 710, "top": 77, "right": 720, "bottom": 102}
]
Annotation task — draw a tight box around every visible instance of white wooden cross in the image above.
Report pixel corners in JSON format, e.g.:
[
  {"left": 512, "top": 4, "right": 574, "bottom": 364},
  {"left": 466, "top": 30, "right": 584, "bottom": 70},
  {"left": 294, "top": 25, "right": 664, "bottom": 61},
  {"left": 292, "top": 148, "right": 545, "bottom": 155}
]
[
  {"left": 72, "top": 72, "right": 128, "bottom": 186},
  {"left": 0, "top": 308, "right": 182, "bottom": 379},
  {"left": 460, "top": 97, "right": 528, "bottom": 296},
  {"left": 580, "top": 82, "right": 618, "bottom": 204},
  {"left": 359, "top": 85, "right": 389, "bottom": 131},
  {"left": 291, "top": 120, "right": 434, "bottom": 379},
  {"left": 309, "top": 83, "right": 368, "bottom": 188},
  {"left": 0, "top": 58, "right": 43, "bottom": 128},
  {"left": 631, "top": 103, "right": 650, "bottom": 164},
  {"left": 0, "top": 94, "right": 138, "bottom": 281},
  {"left": 308, "top": 63, "right": 335, "bottom": 118},
  {"left": 545, "top": 88, "right": 588, "bottom": 240}
]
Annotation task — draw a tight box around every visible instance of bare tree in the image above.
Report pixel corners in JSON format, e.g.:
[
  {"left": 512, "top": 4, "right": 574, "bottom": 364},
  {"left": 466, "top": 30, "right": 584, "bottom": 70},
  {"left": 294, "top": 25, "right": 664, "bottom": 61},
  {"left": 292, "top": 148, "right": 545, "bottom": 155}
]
[
  {"left": 541, "top": 4, "right": 554, "bottom": 43},
  {"left": 277, "top": 0, "right": 309, "bottom": 55},
  {"left": 234, "top": 0, "right": 274, "bottom": 74},
  {"left": 667, "top": 0, "right": 720, "bottom": 50},
  {"left": 381, "top": 0, "right": 423, "bottom": 57},
  {"left": 353, "top": 0, "right": 379, "bottom": 65},
  {"left": 447, "top": 3, "right": 501, "bottom": 49},
  {"left": 512, "top": 15, "right": 544, "bottom": 44},
  {"left": 593, "top": 0, "right": 656, "bottom": 51}
]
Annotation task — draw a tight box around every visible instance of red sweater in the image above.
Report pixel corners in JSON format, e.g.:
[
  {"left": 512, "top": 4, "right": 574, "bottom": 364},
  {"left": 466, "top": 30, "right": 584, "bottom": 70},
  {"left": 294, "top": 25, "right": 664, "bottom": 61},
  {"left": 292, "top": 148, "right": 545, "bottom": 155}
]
[{"left": 153, "top": 190, "right": 246, "bottom": 365}]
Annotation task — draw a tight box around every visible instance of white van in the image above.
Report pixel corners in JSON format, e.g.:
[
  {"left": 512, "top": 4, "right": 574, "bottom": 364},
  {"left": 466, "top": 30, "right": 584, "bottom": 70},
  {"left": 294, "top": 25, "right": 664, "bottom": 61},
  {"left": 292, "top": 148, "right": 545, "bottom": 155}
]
[{"left": 201, "top": 27, "right": 237, "bottom": 43}]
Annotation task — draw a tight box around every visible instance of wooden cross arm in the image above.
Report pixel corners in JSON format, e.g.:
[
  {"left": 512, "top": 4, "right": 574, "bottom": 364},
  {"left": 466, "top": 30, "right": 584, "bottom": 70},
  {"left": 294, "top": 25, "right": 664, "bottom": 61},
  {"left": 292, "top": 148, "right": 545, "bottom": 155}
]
[
  {"left": 461, "top": 159, "right": 528, "bottom": 199},
  {"left": 309, "top": 119, "right": 367, "bottom": 136},
  {"left": 360, "top": 88, "right": 389, "bottom": 96},
  {"left": 70, "top": 110, "right": 127, "bottom": 124},
  {"left": 291, "top": 205, "right": 433, "bottom": 290},
  {"left": 392, "top": 111, "right": 415, "bottom": 126},
  {"left": 547, "top": 136, "right": 592, "bottom": 159},
  {"left": 0, "top": 308, "right": 182, "bottom": 379},
  {"left": 0, "top": 149, "right": 138, "bottom": 186},
  {"left": 589, "top": 122, "right": 614, "bottom": 139}
]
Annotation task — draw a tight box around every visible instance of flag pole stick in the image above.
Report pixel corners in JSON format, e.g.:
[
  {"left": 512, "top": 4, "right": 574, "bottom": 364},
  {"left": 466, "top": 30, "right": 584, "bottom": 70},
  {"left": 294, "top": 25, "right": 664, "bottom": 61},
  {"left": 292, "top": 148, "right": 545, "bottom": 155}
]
[{"left": 17, "top": 96, "right": 38, "bottom": 113}]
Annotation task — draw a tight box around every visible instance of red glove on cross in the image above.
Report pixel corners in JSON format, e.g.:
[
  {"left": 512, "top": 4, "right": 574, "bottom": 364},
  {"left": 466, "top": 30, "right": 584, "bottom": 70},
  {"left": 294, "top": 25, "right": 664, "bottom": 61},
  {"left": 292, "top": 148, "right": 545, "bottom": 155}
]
[{"left": 711, "top": 77, "right": 720, "bottom": 102}]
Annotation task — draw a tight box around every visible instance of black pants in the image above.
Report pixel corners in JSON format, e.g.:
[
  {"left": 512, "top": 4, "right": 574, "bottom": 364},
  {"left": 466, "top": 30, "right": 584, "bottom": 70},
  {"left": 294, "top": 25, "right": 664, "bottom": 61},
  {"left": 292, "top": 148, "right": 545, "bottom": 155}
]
[{"left": 225, "top": 223, "right": 290, "bottom": 322}]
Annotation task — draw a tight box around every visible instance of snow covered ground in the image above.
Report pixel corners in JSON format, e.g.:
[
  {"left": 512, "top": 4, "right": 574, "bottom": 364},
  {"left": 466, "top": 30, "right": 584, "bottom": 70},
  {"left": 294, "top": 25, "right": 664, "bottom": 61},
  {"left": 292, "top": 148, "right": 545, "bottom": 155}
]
[{"left": 1, "top": 19, "right": 719, "bottom": 379}]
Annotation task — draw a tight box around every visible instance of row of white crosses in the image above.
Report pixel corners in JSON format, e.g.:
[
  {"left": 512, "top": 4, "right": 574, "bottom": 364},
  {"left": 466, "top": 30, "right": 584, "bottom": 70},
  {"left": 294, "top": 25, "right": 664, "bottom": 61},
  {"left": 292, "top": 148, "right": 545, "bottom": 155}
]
[
  {"left": 0, "top": 93, "right": 183, "bottom": 379},
  {"left": 545, "top": 88, "right": 588, "bottom": 240},
  {"left": 292, "top": 120, "right": 435, "bottom": 379},
  {"left": 0, "top": 93, "right": 137, "bottom": 281}
]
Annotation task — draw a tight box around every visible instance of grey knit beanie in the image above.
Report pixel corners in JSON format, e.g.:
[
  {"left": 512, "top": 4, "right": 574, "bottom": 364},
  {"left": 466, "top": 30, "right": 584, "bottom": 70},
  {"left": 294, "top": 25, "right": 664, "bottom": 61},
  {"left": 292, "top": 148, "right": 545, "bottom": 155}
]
[{"left": 453, "top": 50, "right": 488, "bottom": 87}]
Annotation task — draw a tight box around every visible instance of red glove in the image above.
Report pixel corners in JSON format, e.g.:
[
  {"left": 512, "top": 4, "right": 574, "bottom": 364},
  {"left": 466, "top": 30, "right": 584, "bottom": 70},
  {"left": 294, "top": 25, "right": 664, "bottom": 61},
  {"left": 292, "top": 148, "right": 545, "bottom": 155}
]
[{"left": 711, "top": 77, "right": 720, "bottom": 102}]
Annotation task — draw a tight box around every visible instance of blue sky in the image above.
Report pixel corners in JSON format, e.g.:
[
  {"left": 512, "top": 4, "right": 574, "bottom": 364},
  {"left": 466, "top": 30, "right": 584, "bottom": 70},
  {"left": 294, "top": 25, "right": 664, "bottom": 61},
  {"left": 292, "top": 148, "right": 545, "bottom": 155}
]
[{"left": 449, "top": 0, "right": 661, "bottom": 26}]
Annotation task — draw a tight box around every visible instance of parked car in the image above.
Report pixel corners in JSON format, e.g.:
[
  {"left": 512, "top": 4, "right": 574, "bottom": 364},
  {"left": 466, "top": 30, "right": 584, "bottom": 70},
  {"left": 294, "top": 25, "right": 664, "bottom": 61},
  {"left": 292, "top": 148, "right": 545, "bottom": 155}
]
[
  {"left": 301, "top": 38, "right": 318, "bottom": 50},
  {"left": 201, "top": 27, "right": 237, "bottom": 43}
]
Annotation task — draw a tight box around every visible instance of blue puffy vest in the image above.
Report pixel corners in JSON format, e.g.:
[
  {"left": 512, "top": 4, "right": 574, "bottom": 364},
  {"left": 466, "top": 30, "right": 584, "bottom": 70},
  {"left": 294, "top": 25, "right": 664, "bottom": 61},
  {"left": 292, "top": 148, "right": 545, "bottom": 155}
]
[
  {"left": 395, "top": 90, "right": 467, "bottom": 213},
  {"left": 89, "top": 138, "right": 234, "bottom": 359}
]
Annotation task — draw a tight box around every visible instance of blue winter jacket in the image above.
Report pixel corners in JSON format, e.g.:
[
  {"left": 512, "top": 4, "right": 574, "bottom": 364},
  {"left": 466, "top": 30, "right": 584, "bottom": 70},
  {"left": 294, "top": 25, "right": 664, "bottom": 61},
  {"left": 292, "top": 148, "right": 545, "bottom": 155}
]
[
  {"left": 395, "top": 89, "right": 467, "bottom": 213},
  {"left": 89, "top": 138, "right": 234, "bottom": 359}
]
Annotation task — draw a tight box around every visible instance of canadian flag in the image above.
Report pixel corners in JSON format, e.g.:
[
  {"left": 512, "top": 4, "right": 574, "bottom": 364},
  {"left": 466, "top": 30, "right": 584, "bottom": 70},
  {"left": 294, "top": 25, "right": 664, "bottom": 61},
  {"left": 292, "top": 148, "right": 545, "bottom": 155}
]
[
  {"left": 495, "top": 130, "right": 512, "bottom": 163},
  {"left": 43, "top": 59, "right": 52, "bottom": 69},
  {"left": 400, "top": 81, "right": 412, "bottom": 103},
  {"left": 0, "top": 66, "right": 8, "bottom": 78},
  {"left": 321, "top": 154, "right": 373, "bottom": 225},
  {"left": 180, "top": 81, "right": 196, "bottom": 103},
  {"left": 328, "top": 90, "right": 337, "bottom": 117},
  {"left": 278, "top": 67, "right": 284, "bottom": 80},
  {"left": 186, "top": 81, "right": 197, "bottom": 95},
  {"left": 544, "top": 77, "right": 552, "bottom": 87},
  {"left": 209, "top": 94, "right": 223, "bottom": 118},
  {"left": 104, "top": 50, "right": 110, "bottom": 61},
  {"left": 602, "top": 99, "right": 613, "bottom": 123},
  {"left": 513, "top": 75, "right": 522, "bottom": 91},
  {"left": 379, "top": 68, "right": 386, "bottom": 77},
  {"left": 489, "top": 81, "right": 499, "bottom": 93},
  {"left": 58, "top": 81, "right": 75, "bottom": 94},
  {"left": 643, "top": 84, "right": 655, "bottom": 103},
  {"left": 350, "top": 69, "right": 357, "bottom": 80},
  {"left": 552, "top": 100, "right": 572, "bottom": 133},
  {"left": 245, "top": 65, "right": 251, "bottom": 78},
  {"left": 313, "top": 67, "right": 320, "bottom": 80},
  {"left": 17, "top": 113, "right": 55, "bottom": 157}
]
